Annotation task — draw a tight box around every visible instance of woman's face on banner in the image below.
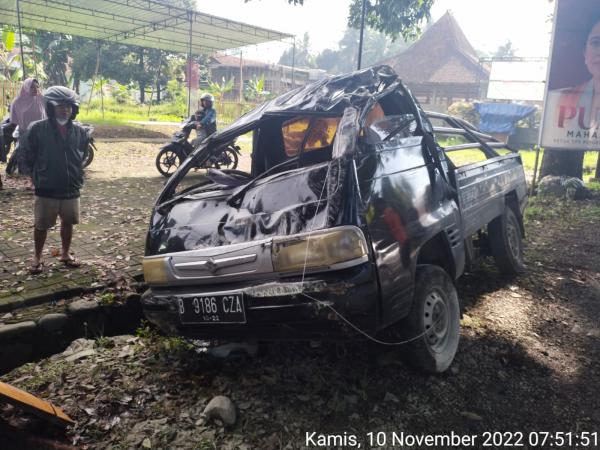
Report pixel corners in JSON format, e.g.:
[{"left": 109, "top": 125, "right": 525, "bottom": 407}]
[{"left": 584, "top": 21, "right": 600, "bottom": 79}]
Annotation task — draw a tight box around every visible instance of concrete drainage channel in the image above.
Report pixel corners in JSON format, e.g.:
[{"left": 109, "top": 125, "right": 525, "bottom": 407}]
[{"left": 0, "top": 284, "right": 145, "bottom": 374}]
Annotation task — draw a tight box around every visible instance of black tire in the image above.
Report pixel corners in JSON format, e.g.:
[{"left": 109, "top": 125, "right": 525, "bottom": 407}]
[
  {"left": 213, "top": 146, "right": 239, "bottom": 170},
  {"left": 156, "top": 147, "right": 182, "bottom": 177},
  {"left": 83, "top": 143, "right": 95, "bottom": 168},
  {"left": 6, "top": 147, "right": 18, "bottom": 175},
  {"left": 401, "top": 265, "right": 460, "bottom": 373},
  {"left": 488, "top": 206, "right": 524, "bottom": 275}
]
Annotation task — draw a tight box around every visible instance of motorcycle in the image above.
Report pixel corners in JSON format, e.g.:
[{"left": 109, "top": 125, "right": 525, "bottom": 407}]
[
  {"left": 0, "top": 116, "right": 16, "bottom": 164},
  {"left": 155, "top": 119, "right": 241, "bottom": 177},
  {"left": 4, "top": 121, "right": 97, "bottom": 175},
  {"left": 79, "top": 122, "right": 98, "bottom": 169}
]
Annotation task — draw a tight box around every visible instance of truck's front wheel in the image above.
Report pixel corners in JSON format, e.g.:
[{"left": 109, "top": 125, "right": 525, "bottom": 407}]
[{"left": 401, "top": 265, "right": 460, "bottom": 373}]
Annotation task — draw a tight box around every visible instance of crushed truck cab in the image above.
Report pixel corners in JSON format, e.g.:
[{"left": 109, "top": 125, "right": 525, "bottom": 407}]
[{"left": 141, "top": 65, "right": 527, "bottom": 373}]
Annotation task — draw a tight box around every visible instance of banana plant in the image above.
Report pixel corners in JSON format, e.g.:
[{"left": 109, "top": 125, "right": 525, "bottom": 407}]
[
  {"left": 208, "top": 76, "right": 235, "bottom": 107},
  {"left": 244, "top": 75, "right": 268, "bottom": 102}
]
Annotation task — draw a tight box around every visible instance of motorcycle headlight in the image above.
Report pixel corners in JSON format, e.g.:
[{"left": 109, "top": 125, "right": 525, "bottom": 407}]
[
  {"left": 142, "top": 257, "right": 170, "bottom": 284},
  {"left": 272, "top": 227, "right": 368, "bottom": 273}
]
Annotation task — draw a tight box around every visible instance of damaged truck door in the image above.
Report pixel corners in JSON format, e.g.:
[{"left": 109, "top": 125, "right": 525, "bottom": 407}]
[{"left": 141, "top": 65, "right": 528, "bottom": 374}]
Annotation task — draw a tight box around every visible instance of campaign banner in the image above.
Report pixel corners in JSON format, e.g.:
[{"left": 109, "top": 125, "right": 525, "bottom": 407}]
[{"left": 540, "top": 0, "right": 600, "bottom": 149}]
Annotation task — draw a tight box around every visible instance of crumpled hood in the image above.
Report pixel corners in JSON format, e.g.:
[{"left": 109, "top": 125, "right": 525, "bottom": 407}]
[{"left": 146, "top": 162, "right": 346, "bottom": 255}]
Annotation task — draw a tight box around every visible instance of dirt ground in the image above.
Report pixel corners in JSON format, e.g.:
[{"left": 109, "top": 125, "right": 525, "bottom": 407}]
[{"left": 1, "top": 142, "right": 599, "bottom": 449}]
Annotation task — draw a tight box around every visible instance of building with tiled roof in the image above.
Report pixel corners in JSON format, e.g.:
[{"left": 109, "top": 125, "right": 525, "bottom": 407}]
[
  {"left": 377, "top": 11, "right": 490, "bottom": 110},
  {"left": 209, "top": 54, "right": 326, "bottom": 101}
]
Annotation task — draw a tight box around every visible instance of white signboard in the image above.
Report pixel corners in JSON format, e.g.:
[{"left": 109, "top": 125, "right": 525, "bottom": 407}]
[
  {"left": 540, "top": 0, "right": 600, "bottom": 149},
  {"left": 487, "top": 60, "right": 547, "bottom": 102}
]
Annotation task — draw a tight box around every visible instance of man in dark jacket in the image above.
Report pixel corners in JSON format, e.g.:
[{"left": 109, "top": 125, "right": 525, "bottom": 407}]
[
  {"left": 22, "top": 86, "right": 89, "bottom": 274},
  {"left": 189, "top": 92, "right": 217, "bottom": 147}
]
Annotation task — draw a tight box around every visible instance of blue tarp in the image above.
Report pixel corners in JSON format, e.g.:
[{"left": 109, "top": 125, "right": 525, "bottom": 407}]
[{"left": 474, "top": 103, "right": 536, "bottom": 135}]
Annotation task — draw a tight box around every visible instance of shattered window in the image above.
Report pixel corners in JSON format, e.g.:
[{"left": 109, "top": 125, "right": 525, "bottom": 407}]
[
  {"left": 363, "top": 114, "right": 417, "bottom": 143},
  {"left": 282, "top": 116, "right": 341, "bottom": 157},
  {"left": 365, "top": 102, "right": 385, "bottom": 128}
]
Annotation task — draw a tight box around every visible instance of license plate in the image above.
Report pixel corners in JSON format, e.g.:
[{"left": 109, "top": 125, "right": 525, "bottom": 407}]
[{"left": 177, "top": 292, "right": 246, "bottom": 324}]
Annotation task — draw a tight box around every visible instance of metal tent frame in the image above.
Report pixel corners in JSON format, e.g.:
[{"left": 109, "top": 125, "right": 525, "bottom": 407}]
[{"left": 0, "top": 0, "right": 294, "bottom": 114}]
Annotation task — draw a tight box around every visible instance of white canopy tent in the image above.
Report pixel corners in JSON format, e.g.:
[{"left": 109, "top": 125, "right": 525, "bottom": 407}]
[{"left": 0, "top": 0, "right": 294, "bottom": 112}]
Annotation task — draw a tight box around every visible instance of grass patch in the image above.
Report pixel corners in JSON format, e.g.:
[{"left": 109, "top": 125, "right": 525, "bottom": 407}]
[
  {"left": 446, "top": 148, "right": 598, "bottom": 182},
  {"left": 78, "top": 98, "right": 258, "bottom": 128},
  {"left": 525, "top": 193, "right": 600, "bottom": 224}
]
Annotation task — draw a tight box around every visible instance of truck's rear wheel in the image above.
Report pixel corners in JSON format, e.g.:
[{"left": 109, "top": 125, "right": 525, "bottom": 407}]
[
  {"left": 401, "top": 265, "right": 460, "bottom": 373},
  {"left": 489, "top": 206, "right": 524, "bottom": 275}
]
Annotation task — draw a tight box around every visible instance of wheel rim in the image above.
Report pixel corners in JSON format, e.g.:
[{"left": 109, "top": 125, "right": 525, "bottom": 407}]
[
  {"left": 160, "top": 150, "right": 179, "bottom": 174},
  {"left": 423, "top": 291, "right": 449, "bottom": 352},
  {"left": 506, "top": 216, "right": 523, "bottom": 264},
  {"left": 216, "top": 150, "right": 234, "bottom": 168}
]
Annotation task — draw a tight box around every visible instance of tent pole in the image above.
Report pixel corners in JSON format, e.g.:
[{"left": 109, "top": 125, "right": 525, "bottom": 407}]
[
  {"left": 530, "top": 145, "right": 541, "bottom": 196},
  {"left": 291, "top": 37, "right": 295, "bottom": 89},
  {"left": 16, "top": 0, "right": 26, "bottom": 80},
  {"left": 87, "top": 42, "right": 101, "bottom": 113},
  {"left": 148, "top": 51, "right": 163, "bottom": 117},
  {"left": 187, "top": 11, "right": 193, "bottom": 117},
  {"left": 357, "top": 0, "right": 367, "bottom": 70},
  {"left": 100, "top": 77, "right": 104, "bottom": 120},
  {"left": 239, "top": 51, "right": 243, "bottom": 103}
]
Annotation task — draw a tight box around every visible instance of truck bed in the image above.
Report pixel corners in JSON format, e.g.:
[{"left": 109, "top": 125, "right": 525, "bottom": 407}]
[
  {"left": 454, "top": 154, "right": 527, "bottom": 236},
  {"left": 426, "top": 111, "right": 528, "bottom": 236}
]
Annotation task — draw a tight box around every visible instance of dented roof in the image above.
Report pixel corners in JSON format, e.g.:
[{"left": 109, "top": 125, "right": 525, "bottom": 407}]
[{"left": 213, "top": 65, "right": 400, "bottom": 142}]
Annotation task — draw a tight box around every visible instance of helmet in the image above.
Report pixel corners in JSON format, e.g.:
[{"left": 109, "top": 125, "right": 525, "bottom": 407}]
[
  {"left": 200, "top": 93, "right": 214, "bottom": 102},
  {"left": 43, "top": 86, "right": 80, "bottom": 120}
]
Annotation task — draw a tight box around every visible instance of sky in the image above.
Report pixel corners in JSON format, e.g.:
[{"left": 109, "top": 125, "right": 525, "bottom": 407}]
[{"left": 197, "top": 0, "right": 555, "bottom": 63}]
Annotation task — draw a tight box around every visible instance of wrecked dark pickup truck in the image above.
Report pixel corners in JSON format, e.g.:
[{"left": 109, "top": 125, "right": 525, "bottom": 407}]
[{"left": 141, "top": 65, "right": 527, "bottom": 373}]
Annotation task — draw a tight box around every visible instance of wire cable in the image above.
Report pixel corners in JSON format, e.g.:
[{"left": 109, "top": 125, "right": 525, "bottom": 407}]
[{"left": 298, "top": 159, "right": 443, "bottom": 346}]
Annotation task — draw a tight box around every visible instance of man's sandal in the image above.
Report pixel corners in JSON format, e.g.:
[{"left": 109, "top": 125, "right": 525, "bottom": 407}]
[
  {"left": 29, "top": 262, "right": 44, "bottom": 275},
  {"left": 59, "top": 257, "right": 81, "bottom": 268}
]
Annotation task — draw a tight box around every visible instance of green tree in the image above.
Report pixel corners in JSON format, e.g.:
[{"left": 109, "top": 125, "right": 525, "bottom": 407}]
[
  {"left": 347, "top": 0, "right": 434, "bottom": 41},
  {"left": 279, "top": 32, "right": 315, "bottom": 68},
  {"left": 494, "top": 40, "right": 516, "bottom": 58},
  {"left": 246, "top": 0, "right": 433, "bottom": 41},
  {"left": 314, "top": 26, "right": 411, "bottom": 75}
]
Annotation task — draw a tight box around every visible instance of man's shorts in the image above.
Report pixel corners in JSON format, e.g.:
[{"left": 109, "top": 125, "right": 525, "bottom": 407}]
[{"left": 34, "top": 196, "right": 80, "bottom": 230}]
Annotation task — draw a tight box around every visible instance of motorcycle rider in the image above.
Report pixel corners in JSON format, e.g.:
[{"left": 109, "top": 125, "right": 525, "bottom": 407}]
[
  {"left": 192, "top": 92, "right": 217, "bottom": 145},
  {"left": 21, "top": 86, "right": 89, "bottom": 274}
]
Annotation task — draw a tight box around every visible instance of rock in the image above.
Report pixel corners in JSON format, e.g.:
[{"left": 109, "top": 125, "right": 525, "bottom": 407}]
[
  {"left": 62, "top": 338, "right": 95, "bottom": 356},
  {"left": 0, "top": 321, "right": 37, "bottom": 341},
  {"left": 68, "top": 299, "right": 100, "bottom": 314},
  {"left": 461, "top": 314, "right": 474, "bottom": 327},
  {"left": 1, "top": 312, "right": 14, "bottom": 320},
  {"left": 203, "top": 395, "right": 236, "bottom": 426},
  {"left": 38, "top": 313, "right": 69, "bottom": 332},
  {"left": 65, "top": 349, "right": 96, "bottom": 362},
  {"left": 208, "top": 342, "right": 258, "bottom": 359},
  {"left": 461, "top": 411, "right": 483, "bottom": 421},
  {"left": 384, "top": 392, "right": 399, "bottom": 403},
  {"left": 141, "top": 437, "right": 152, "bottom": 449},
  {"left": 450, "top": 366, "right": 460, "bottom": 375},
  {"left": 586, "top": 329, "right": 600, "bottom": 338},
  {"left": 538, "top": 175, "right": 588, "bottom": 199}
]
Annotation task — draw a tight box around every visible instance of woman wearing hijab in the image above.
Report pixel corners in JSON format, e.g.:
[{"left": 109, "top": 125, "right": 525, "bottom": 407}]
[
  {"left": 9, "top": 78, "right": 45, "bottom": 178},
  {"left": 10, "top": 78, "right": 45, "bottom": 129}
]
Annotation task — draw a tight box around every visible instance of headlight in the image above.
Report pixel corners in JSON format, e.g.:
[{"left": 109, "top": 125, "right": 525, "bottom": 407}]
[
  {"left": 272, "top": 227, "right": 368, "bottom": 273},
  {"left": 142, "top": 257, "right": 169, "bottom": 284}
]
